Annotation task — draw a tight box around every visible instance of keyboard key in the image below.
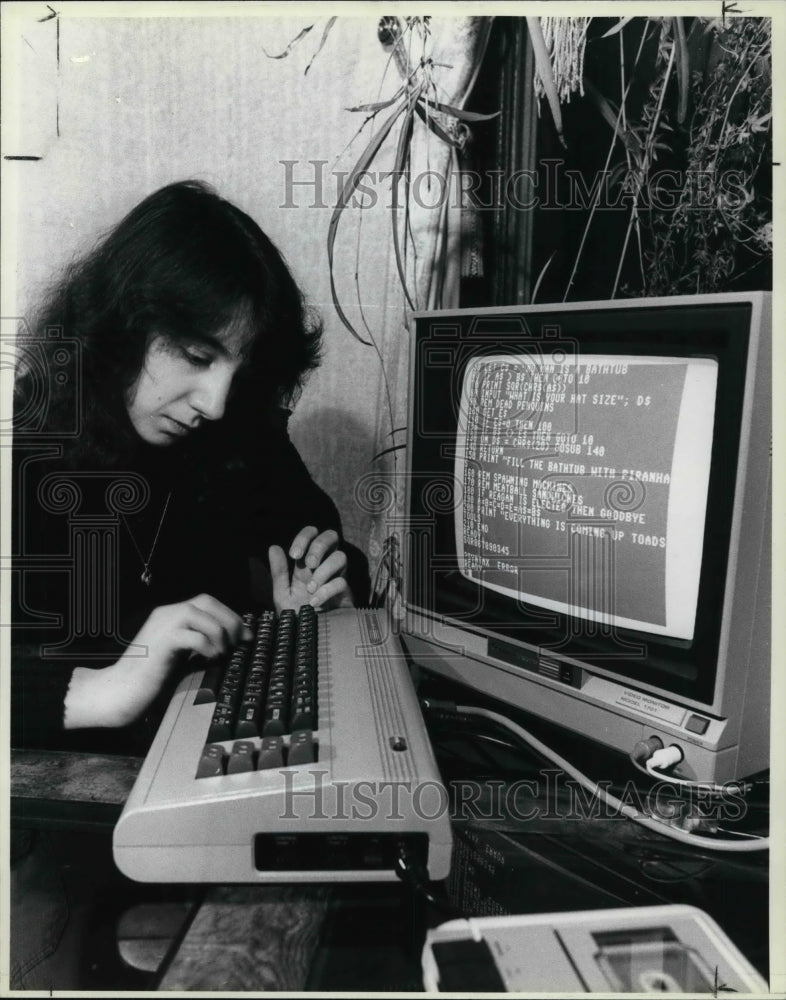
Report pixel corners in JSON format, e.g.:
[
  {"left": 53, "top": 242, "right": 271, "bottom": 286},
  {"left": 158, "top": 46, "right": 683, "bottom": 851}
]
[
  {"left": 208, "top": 707, "right": 235, "bottom": 743},
  {"left": 196, "top": 744, "right": 225, "bottom": 779},
  {"left": 267, "top": 675, "right": 289, "bottom": 699},
  {"left": 217, "top": 688, "right": 240, "bottom": 711},
  {"left": 241, "top": 679, "right": 266, "bottom": 700},
  {"left": 227, "top": 740, "right": 256, "bottom": 774},
  {"left": 234, "top": 701, "right": 262, "bottom": 739},
  {"left": 194, "top": 663, "right": 223, "bottom": 704},
  {"left": 241, "top": 611, "right": 257, "bottom": 632},
  {"left": 288, "top": 729, "right": 316, "bottom": 766},
  {"left": 262, "top": 703, "right": 288, "bottom": 736},
  {"left": 290, "top": 699, "right": 315, "bottom": 731},
  {"left": 258, "top": 736, "right": 285, "bottom": 770}
]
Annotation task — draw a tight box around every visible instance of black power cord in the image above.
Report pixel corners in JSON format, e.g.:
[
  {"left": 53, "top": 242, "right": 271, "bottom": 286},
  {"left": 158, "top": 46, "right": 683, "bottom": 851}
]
[{"left": 394, "top": 845, "right": 464, "bottom": 920}]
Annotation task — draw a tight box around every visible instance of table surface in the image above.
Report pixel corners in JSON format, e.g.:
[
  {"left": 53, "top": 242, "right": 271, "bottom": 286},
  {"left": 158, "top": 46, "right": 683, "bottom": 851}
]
[
  {"left": 11, "top": 748, "right": 141, "bottom": 804},
  {"left": 10, "top": 749, "right": 329, "bottom": 991},
  {"left": 11, "top": 745, "right": 771, "bottom": 991}
]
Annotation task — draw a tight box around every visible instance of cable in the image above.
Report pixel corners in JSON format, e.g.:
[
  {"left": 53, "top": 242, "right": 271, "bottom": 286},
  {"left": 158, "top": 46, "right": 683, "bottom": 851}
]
[
  {"left": 714, "top": 827, "right": 765, "bottom": 840},
  {"left": 637, "top": 858, "right": 718, "bottom": 884},
  {"left": 632, "top": 755, "right": 742, "bottom": 794},
  {"left": 629, "top": 751, "right": 768, "bottom": 816},
  {"left": 628, "top": 752, "right": 656, "bottom": 780},
  {"left": 622, "top": 837, "right": 768, "bottom": 874},
  {"left": 424, "top": 701, "right": 769, "bottom": 854},
  {"left": 644, "top": 755, "right": 750, "bottom": 795},
  {"left": 432, "top": 727, "right": 528, "bottom": 773},
  {"left": 631, "top": 740, "right": 753, "bottom": 796},
  {"left": 394, "top": 847, "right": 463, "bottom": 919},
  {"left": 436, "top": 725, "right": 646, "bottom": 798}
]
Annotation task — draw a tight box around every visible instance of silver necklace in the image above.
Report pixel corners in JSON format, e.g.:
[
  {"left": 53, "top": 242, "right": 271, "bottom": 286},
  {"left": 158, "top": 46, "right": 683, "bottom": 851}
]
[{"left": 121, "top": 491, "right": 172, "bottom": 586}]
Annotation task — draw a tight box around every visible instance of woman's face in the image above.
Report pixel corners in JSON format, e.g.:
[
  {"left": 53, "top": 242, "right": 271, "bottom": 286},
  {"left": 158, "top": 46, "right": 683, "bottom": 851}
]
[{"left": 125, "top": 321, "right": 253, "bottom": 446}]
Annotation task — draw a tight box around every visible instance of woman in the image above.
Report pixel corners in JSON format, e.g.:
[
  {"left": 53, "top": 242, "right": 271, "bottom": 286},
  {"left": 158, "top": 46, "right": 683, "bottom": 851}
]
[
  {"left": 11, "top": 181, "right": 368, "bottom": 988},
  {"left": 11, "top": 179, "right": 366, "bottom": 752}
]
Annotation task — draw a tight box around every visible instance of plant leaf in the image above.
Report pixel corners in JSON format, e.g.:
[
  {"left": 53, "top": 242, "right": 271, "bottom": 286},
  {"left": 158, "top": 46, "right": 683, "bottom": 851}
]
[
  {"left": 601, "top": 17, "right": 634, "bottom": 38},
  {"left": 347, "top": 86, "right": 407, "bottom": 114},
  {"left": 415, "top": 101, "right": 459, "bottom": 147},
  {"left": 327, "top": 96, "right": 409, "bottom": 344},
  {"left": 390, "top": 90, "right": 421, "bottom": 313},
  {"left": 584, "top": 79, "right": 642, "bottom": 156},
  {"left": 673, "top": 17, "right": 689, "bottom": 124},
  {"left": 428, "top": 101, "right": 501, "bottom": 123},
  {"left": 527, "top": 17, "right": 566, "bottom": 149},
  {"left": 305, "top": 17, "right": 337, "bottom": 75},
  {"left": 372, "top": 443, "right": 406, "bottom": 462},
  {"left": 531, "top": 251, "right": 556, "bottom": 304},
  {"left": 261, "top": 24, "right": 314, "bottom": 60}
]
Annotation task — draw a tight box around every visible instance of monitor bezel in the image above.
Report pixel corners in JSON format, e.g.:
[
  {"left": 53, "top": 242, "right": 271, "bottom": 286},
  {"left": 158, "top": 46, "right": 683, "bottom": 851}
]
[{"left": 402, "top": 294, "right": 766, "bottom": 711}]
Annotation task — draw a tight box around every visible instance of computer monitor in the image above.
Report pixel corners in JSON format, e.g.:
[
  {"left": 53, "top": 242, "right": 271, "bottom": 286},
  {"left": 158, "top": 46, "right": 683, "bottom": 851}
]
[{"left": 400, "top": 293, "right": 771, "bottom": 784}]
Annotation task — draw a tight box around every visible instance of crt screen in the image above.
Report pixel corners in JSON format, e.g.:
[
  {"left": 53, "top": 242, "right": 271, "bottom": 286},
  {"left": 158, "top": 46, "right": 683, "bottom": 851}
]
[{"left": 455, "top": 354, "right": 718, "bottom": 641}]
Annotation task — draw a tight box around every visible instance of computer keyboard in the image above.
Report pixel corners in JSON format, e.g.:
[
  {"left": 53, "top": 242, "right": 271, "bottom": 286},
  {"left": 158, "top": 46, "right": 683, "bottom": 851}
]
[
  {"left": 195, "top": 606, "right": 319, "bottom": 775},
  {"left": 113, "top": 606, "right": 453, "bottom": 884}
]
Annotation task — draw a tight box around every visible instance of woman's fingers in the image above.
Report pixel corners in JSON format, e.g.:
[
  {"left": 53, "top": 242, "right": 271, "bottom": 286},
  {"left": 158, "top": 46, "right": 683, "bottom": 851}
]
[
  {"left": 308, "top": 576, "right": 349, "bottom": 609},
  {"left": 305, "top": 549, "right": 347, "bottom": 593},
  {"left": 288, "top": 526, "right": 320, "bottom": 562},
  {"left": 268, "top": 545, "right": 294, "bottom": 608},
  {"left": 296, "top": 528, "right": 339, "bottom": 570},
  {"left": 274, "top": 531, "right": 351, "bottom": 613},
  {"left": 178, "top": 603, "right": 234, "bottom": 657},
  {"left": 187, "top": 593, "right": 250, "bottom": 644},
  {"left": 146, "top": 595, "right": 247, "bottom": 659},
  {"left": 171, "top": 626, "right": 220, "bottom": 660}
]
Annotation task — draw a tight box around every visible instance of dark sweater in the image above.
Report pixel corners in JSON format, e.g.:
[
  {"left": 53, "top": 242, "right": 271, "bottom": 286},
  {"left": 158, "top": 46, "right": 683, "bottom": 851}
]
[{"left": 10, "top": 408, "right": 369, "bottom": 752}]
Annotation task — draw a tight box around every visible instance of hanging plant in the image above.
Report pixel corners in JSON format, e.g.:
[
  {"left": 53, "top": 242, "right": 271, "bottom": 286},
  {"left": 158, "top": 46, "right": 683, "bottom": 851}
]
[
  {"left": 327, "top": 17, "right": 498, "bottom": 344},
  {"left": 264, "top": 16, "right": 497, "bottom": 342}
]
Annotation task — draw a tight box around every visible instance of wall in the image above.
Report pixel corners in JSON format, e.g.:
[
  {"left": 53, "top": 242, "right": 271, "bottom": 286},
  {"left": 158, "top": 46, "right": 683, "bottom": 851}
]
[{"left": 3, "top": 8, "right": 414, "bottom": 575}]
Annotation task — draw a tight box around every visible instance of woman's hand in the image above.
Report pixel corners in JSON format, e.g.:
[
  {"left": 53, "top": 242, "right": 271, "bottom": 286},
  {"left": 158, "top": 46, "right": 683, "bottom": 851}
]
[
  {"left": 269, "top": 526, "right": 352, "bottom": 613},
  {"left": 64, "top": 594, "right": 251, "bottom": 729}
]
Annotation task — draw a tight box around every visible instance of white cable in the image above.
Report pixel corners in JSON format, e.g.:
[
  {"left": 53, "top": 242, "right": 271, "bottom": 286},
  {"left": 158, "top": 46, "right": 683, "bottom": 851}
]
[
  {"left": 644, "top": 756, "right": 744, "bottom": 794},
  {"left": 455, "top": 705, "right": 769, "bottom": 854},
  {"left": 649, "top": 745, "right": 684, "bottom": 770}
]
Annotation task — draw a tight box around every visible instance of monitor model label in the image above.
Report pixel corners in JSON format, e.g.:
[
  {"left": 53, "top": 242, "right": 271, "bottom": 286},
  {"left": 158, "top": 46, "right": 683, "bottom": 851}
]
[
  {"left": 455, "top": 354, "right": 718, "bottom": 641},
  {"left": 582, "top": 676, "right": 687, "bottom": 725},
  {"left": 614, "top": 688, "right": 687, "bottom": 726}
]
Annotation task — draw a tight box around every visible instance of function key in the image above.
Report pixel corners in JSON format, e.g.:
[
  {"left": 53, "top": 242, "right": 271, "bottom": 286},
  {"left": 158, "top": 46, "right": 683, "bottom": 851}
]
[
  {"left": 196, "top": 743, "right": 225, "bottom": 779},
  {"left": 258, "top": 735, "right": 285, "bottom": 770},
  {"left": 288, "top": 729, "right": 316, "bottom": 766},
  {"left": 227, "top": 740, "right": 256, "bottom": 774}
]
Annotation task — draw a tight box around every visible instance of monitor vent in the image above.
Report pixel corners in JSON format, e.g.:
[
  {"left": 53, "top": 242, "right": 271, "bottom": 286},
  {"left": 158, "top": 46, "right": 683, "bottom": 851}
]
[{"left": 538, "top": 657, "right": 562, "bottom": 681}]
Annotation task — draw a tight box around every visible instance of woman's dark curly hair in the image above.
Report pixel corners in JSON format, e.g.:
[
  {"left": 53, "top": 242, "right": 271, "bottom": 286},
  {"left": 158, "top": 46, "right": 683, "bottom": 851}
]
[{"left": 15, "top": 180, "right": 322, "bottom": 467}]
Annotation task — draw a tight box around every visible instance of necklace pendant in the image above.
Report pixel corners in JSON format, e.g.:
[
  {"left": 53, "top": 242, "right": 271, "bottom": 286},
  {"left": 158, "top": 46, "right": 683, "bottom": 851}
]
[{"left": 121, "top": 490, "right": 171, "bottom": 590}]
